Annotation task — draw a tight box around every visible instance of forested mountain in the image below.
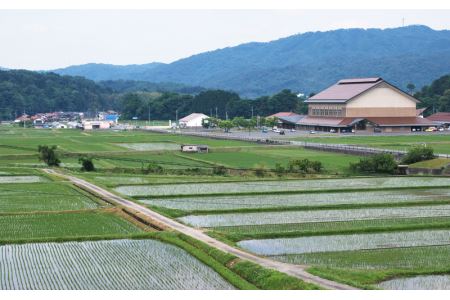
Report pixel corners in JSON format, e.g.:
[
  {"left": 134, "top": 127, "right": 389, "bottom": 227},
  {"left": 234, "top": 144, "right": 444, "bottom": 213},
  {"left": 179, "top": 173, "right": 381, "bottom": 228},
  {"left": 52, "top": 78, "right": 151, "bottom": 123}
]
[
  {"left": 53, "top": 25, "right": 450, "bottom": 97},
  {"left": 0, "top": 70, "right": 114, "bottom": 119},
  {"left": 0, "top": 69, "right": 304, "bottom": 121},
  {"left": 52, "top": 62, "right": 164, "bottom": 81},
  {"left": 98, "top": 80, "right": 206, "bottom": 94}
]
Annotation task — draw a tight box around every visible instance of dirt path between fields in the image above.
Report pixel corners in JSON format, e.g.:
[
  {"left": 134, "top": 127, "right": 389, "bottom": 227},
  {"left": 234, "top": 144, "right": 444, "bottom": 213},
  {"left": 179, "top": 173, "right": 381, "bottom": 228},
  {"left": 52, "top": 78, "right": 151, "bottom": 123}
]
[{"left": 43, "top": 168, "right": 357, "bottom": 290}]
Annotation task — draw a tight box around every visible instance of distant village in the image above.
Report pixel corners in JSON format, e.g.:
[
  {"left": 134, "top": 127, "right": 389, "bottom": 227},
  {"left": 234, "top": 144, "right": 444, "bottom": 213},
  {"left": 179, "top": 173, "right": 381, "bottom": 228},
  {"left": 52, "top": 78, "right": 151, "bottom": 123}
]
[
  {"left": 12, "top": 111, "right": 120, "bottom": 130},
  {"left": 7, "top": 77, "right": 450, "bottom": 133}
]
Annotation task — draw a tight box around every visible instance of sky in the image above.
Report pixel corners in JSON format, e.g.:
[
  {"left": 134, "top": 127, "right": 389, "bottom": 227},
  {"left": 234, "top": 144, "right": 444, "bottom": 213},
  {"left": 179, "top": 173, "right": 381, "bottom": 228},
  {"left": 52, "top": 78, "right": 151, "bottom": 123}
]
[{"left": 1, "top": 9, "right": 450, "bottom": 70}]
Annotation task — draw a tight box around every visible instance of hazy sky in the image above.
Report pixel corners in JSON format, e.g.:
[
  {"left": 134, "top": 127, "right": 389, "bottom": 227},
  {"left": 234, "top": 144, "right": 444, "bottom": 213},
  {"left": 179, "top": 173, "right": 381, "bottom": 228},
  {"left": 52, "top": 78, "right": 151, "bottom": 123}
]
[{"left": 1, "top": 9, "right": 450, "bottom": 70}]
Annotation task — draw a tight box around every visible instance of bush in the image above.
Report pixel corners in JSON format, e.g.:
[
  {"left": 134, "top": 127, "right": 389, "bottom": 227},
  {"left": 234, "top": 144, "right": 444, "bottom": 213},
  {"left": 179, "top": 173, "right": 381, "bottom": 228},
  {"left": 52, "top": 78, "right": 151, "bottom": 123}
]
[
  {"left": 287, "top": 159, "right": 323, "bottom": 174},
  {"left": 274, "top": 163, "right": 286, "bottom": 176},
  {"left": 350, "top": 153, "right": 397, "bottom": 174},
  {"left": 37, "top": 145, "right": 60, "bottom": 167},
  {"left": 79, "top": 156, "right": 95, "bottom": 171},
  {"left": 213, "top": 165, "right": 227, "bottom": 176},
  {"left": 145, "top": 163, "right": 163, "bottom": 174},
  {"left": 254, "top": 164, "right": 267, "bottom": 177},
  {"left": 401, "top": 145, "right": 435, "bottom": 164}
]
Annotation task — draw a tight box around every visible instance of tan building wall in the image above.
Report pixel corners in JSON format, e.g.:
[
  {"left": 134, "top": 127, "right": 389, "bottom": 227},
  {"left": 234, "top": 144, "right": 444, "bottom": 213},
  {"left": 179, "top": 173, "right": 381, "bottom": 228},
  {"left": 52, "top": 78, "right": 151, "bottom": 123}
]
[{"left": 345, "top": 82, "right": 417, "bottom": 117}]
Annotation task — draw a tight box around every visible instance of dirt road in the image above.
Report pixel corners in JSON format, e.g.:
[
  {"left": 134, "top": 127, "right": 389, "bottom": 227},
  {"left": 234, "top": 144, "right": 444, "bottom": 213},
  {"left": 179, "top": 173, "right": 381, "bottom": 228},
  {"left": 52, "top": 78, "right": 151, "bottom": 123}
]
[{"left": 44, "top": 168, "right": 357, "bottom": 290}]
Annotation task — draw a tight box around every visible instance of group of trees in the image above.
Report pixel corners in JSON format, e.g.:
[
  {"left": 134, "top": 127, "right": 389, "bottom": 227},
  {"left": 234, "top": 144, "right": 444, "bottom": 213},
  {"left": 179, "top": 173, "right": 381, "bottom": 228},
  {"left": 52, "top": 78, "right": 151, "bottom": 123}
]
[
  {"left": 414, "top": 74, "right": 450, "bottom": 114},
  {"left": 350, "top": 145, "right": 435, "bottom": 174},
  {"left": 119, "top": 89, "right": 306, "bottom": 121},
  {"left": 0, "top": 70, "right": 113, "bottom": 120}
]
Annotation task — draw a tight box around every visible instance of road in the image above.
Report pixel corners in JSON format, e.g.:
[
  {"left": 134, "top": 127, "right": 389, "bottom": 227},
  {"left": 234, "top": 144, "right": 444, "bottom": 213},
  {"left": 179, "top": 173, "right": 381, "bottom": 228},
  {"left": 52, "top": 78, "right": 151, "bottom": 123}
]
[{"left": 43, "top": 168, "right": 357, "bottom": 290}]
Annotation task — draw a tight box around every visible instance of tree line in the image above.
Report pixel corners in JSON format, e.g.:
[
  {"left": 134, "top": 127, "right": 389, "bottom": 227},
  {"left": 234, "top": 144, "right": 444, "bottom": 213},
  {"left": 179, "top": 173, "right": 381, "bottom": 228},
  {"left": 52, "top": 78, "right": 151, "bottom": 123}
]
[{"left": 119, "top": 89, "right": 308, "bottom": 121}]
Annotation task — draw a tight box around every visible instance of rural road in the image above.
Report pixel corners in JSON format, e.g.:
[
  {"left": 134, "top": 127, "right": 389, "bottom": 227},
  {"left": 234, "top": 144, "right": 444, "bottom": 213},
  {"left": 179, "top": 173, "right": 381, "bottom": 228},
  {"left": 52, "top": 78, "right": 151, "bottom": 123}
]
[{"left": 43, "top": 168, "right": 357, "bottom": 290}]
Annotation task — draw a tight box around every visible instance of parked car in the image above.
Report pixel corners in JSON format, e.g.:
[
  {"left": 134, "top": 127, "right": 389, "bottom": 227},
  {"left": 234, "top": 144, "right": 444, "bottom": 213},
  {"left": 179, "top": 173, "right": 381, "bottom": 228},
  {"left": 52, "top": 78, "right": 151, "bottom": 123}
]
[
  {"left": 290, "top": 128, "right": 296, "bottom": 132},
  {"left": 262, "top": 128, "right": 268, "bottom": 133},
  {"left": 374, "top": 127, "right": 382, "bottom": 133},
  {"left": 309, "top": 130, "right": 316, "bottom": 134},
  {"left": 425, "top": 127, "right": 437, "bottom": 132},
  {"left": 329, "top": 129, "right": 336, "bottom": 133},
  {"left": 273, "top": 128, "right": 281, "bottom": 133},
  {"left": 279, "top": 130, "right": 285, "bottom": 135},
  {"left": 439, "top": 127, "right": 445, "bottom": 132}
]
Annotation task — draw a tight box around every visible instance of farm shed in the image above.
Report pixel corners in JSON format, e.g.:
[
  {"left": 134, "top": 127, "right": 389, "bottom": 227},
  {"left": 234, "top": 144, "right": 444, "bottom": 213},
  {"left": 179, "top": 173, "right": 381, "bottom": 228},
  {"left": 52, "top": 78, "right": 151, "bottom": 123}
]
[{"left": 181, "top": 144, "right": 209, "bottom": 153}]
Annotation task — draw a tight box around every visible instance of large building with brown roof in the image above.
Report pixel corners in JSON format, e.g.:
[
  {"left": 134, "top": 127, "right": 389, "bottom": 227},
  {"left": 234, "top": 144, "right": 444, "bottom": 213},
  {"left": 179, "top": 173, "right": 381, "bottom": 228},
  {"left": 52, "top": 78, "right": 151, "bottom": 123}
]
[{"left": 297, "top": 77, "right": 437, "bottom": 133}]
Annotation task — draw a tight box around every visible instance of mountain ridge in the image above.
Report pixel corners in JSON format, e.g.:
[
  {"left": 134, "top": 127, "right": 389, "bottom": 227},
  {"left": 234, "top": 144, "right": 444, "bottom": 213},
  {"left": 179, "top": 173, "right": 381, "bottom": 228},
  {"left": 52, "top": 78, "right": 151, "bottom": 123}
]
[{"left": 51, "top": 25, "right": 450, "bottom": 97}]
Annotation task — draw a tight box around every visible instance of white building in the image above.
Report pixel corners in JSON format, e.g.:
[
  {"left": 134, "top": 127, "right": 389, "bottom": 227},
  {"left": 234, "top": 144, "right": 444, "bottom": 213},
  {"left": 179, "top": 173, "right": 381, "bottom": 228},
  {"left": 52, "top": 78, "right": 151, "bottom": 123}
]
[
  {"left": 82, "top": 120, "right": 112, "bottom": 130},
  {"left": 179, "top": 113, "right": 209, "bottom": 128}
]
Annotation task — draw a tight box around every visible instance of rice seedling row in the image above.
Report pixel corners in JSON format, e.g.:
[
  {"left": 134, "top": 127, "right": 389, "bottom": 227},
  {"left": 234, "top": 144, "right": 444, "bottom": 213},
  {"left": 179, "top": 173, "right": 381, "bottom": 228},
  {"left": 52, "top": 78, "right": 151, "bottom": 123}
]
[
  {"left": 0, "top": 176, "right": 47, "bottom": 184},
  {"left": 274, "top": 245, "right": 450, "bottom": 270},
  {"left": 139, "top": 188, "right": 450, "bottom": 212},
  {"left": 237, "top": 229, "right": 450, "bottom": 255},
  {"left": 117, "top": 143, "right": 180, "bottom": 151},
  {"left": 377, "top": 275, "right": 450, "bottom": 290},
  {"left": 114, "top": 177, "right": 450, "bottom": 197},
  {"left": 0, "top": 239, "right": 235, "bottom": 289},
  {"left": 0, "top": 211, "right": 142, "bottom": 241},
  {"left": 0, "top": 182, "right": 104, "bottom": 213},
  {"left": 211, "top": 216, "right": 450, "bottom": 240},
  {"left": 178, "top": 204, "right": 450, "bottom": 227}
]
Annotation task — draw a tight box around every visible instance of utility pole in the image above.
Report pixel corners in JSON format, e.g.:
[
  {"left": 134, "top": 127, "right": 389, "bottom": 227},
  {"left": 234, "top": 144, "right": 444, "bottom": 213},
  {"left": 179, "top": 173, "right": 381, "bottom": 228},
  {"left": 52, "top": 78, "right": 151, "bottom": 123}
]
[
  {"left": 148, "top": 103, "right": 151, "bottom": 126},
  {"left": 215, "top": 107, "right": 218, "bottom": 119},
  {"left": 251, "top": 106, "right": 254, "bottom": 119},
  {"left": 175, "top": 109, "right": 178, "bottom": 125},
  {"left": 226, "top": 111, "right": 228, "bottom": 120}
]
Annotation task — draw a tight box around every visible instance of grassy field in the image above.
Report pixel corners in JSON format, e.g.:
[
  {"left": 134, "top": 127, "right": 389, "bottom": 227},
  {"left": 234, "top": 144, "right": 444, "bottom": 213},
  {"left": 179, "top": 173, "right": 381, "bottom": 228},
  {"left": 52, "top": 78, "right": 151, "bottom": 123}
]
[
  {"left": 410, "top": 158, "right": 450, "bottom": 169},
  {"left": 178, "top": 147, "right": 359, "bottom": 172},
  {"left": 294, "top": 134, "right": 450, "bottom": 154}
]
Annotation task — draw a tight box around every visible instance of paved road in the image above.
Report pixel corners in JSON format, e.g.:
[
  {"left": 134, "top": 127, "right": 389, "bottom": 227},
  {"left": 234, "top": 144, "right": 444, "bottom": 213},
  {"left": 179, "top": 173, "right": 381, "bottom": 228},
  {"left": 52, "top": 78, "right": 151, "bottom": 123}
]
[{"left": 43, "top": 168, "right": 357, "bottom": 290}]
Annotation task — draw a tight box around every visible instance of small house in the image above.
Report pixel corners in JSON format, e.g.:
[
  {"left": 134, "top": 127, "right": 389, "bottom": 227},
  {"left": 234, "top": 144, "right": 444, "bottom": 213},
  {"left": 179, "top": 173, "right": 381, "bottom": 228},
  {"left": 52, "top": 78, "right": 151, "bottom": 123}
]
[{"left": 181, "top": 144, "right": 209, "bottom": 153}]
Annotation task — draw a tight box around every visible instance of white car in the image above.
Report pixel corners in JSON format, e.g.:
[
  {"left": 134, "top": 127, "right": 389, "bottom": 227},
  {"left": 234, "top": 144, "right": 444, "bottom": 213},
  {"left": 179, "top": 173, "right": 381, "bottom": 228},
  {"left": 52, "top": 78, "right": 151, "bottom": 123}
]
[
  {"left": 273, "top": 128, "right": 281, "bottom": 133},
  {"left": 309, "top": 130, "right": 316, "bottom": 134},
  {"left": 330, "top": 129, "right": 336, "bottom": 133}
]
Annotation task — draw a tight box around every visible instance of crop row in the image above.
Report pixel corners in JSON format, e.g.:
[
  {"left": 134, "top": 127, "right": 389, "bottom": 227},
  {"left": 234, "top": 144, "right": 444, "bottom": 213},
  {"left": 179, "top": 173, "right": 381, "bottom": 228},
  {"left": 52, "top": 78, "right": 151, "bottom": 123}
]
[
  {"left": 117, "top": 142, "right": 180, "bottom": 151},
  {"left": 272, "top": 244, "right": 450, "bottom": 270},
  {"left": 178, "top": 204, "right": 450, "bottom": 227},
  {"left": 0, "top": 239, "right": 235, "bottom": 289},
  {"left": 0, "top": 176, "right": 46, "bottom": 184},
  {"left": 378, "top": 275, "right": 450, "bottom": 290},
  {"left": 0, "top": 182, "right": 103, "bottom": 213},
  {"left": 115, "top": 177, "right": 450, "bottom": 197},
  {"left": 237, "top": 229, "right": 450, "bottom": 255},
  {"left": 139, "top": 188, "right": 450, "bottom": 212},
  {"left": 0, "top": 211, "right": 142, "bottom": 241}
]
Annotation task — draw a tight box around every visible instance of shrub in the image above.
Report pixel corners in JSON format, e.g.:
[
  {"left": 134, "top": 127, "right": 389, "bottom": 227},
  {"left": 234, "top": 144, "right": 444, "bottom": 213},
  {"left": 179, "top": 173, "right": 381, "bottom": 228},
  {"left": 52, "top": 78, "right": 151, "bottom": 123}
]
[
  {"left": 37, "top": 145, "right": 60, "bottom": 167},
  {"left": 350, "top": 153, "right": 397, "bottom": 174},
  {"left": 145, "top": 163, "right": 164, "bottom": 174},
  {"left": 79, "top": 156, "right": 95, "bottom": 171},
  {"left": 401, "top": 145, "right": 435, "bottom": 164},
  {"left": 274, "top": 163, "right": 286, "bottom": 176},
  {"left": 287, "top": 159, "right": 323, "bottom": 174},
  {"left": 213, "top": 165, "right": 227, "bottom": 176}
]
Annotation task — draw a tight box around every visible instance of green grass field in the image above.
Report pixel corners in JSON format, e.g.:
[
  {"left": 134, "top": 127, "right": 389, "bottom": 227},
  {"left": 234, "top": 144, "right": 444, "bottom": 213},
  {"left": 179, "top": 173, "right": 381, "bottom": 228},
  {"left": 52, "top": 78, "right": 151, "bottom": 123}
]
[
  {"left": 294, "top": 134, "right": 450, "bottom": 154},
  {"left": 179, "top": 147, "right": 359, "bottom": 173}
]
